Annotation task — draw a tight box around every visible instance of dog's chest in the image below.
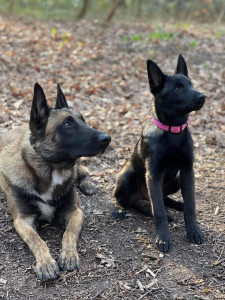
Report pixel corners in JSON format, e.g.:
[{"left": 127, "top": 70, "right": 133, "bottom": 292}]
[
  {"left": 36, "top": 202, "right": 55, "bottom": 222},
  {"left": 35, "top": 170, "right": 70, "bottom": 221},
  {"left": 39, "top": 170, "right": 66, "bottom": 201}
]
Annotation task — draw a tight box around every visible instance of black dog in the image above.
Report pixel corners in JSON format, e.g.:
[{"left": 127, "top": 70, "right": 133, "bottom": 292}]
[{"left": 113, "top": 55, "right": 205, "bottom": 252}]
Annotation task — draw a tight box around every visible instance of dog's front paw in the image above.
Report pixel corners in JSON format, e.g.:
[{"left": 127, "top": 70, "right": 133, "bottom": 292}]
[
  {"left": 59, "top": 249, "right": 80, "bottom": 272},
  {"left": 112, "top": 208, "right": 128, "bottom": 220},
  {"left": 156, "top": 232, "right": 172, "bottom": 253},
  {"left": 186, "top": 224, "right": 204, "bottom": 244},
  {"left": 36, "top": 257, "right": 60, "bottom": 281},
  {"left": 79, "top": 180, "right": 96, "bottom": 195}
]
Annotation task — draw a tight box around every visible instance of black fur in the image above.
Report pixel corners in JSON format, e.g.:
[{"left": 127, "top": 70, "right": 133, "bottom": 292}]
[
  {"left": 55, "top": 83, "right": 69, "bottom": 109},
  {"left": 113, "top": 55, "right": 205, "bottom": 252},
  {"left": 30, "top": 83, "right": 49, "bottom": 133}
]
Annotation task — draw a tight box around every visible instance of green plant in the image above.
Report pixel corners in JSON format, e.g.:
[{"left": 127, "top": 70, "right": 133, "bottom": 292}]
[
  {"left": 216, "top": 30, "right": 222, "bottom": 37},
  {"left": 78, "top": 41, "right": 83, "bottom": 48},
  {"left": 216, "top": 30, "right": 225, "bottom": 37},
  {"left": 59, "top": 33, "right": 70, "bottom": 48},
  {"left": 51, "top": 27, "right": 57, "bottom": 36},
  {"left": 190, "top": 40, "right": 197, "bottom": 47},
  {"left": 63, "top": 33, "right": 68, "bottom": 43},
  {"left": 149, "top": 49, "right": 155, "bottom": 59},
  {"left": 149, "top": 27, "right": 179, "bottom": 41},
  {"left": 123, "top": 35, "right": 128, "bottom": 42},
  {"left": 203, "top": 61, "right": 208, "bottom": 68},
  {"left": 131, "top": 33, "right": 142, "bottom": 42}
]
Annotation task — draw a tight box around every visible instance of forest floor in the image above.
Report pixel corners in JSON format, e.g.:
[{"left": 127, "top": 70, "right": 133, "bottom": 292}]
[{"left": 0, "top": 17, "right": 224, "bottom": 300}]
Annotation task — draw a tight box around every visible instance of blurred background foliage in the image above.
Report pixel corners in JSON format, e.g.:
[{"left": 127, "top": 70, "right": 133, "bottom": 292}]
[{"left": 0, "top": 0, "right": 225, "bottom": 23}]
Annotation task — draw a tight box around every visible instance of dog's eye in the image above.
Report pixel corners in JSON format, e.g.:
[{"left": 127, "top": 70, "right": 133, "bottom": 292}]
[
  {"left": 174, "top": 86, "right": 182, "bottom": 91},
  {"left": 63, "top": 121, "right": 71, "bottom": 127}
]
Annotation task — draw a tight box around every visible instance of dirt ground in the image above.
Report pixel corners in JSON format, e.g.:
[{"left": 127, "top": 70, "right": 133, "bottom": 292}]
[{"left": 0, "top": 18, "right": 224, "bottom": 299}]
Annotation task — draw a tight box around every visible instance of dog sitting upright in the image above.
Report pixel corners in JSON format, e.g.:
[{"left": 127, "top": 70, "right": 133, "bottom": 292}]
[
  {"left": 0, "top": 83, "right": 111, "bottom": 281},
  {"left": 113, "top": 55, "right": 205, "bottom": 252}
]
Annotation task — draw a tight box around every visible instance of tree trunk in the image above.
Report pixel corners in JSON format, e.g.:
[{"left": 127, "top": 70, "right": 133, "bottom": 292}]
[
  {"left": 137, "top": 0, "right": 143, "bottom": 18},
  {"left": 77, "top": 0, "right": 90, "bottom": 19},
  {"left": 8, "top": 0, "right": 14, "bottom": 13},
  {"left": 105, "top": 0, "right": 119, "bottom": 23}
]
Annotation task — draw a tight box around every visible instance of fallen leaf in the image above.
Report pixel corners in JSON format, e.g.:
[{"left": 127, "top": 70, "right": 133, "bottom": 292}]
[{"left": 95, "top": 253, "right": 116, "bottom": 267}]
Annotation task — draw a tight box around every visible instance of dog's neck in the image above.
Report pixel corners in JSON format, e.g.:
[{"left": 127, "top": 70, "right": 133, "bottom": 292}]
[
  {"left": 151, "top": 102, "right": 189, "bottom": 133},
  {"left": 152, "top": 101, "right": 189, "bottom": 126},
  {"left": 152, "top": 116, "right": 189, "bottom": 134},
  {"left": 29, "top": 133, "right": 77, "bottom": 169}
]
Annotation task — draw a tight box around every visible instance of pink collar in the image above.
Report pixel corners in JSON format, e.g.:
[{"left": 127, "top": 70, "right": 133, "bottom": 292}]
[{"left": 152, "top": 117, "right": 189, "bottom": 134}]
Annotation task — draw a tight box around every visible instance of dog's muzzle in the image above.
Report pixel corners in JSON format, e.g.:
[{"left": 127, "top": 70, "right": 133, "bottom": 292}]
[{"left": 98, "top": 134, "right": 111, "bottom": 146}]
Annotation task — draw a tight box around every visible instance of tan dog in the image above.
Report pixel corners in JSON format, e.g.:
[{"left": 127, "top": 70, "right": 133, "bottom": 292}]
[{"left": 0, "top": 83, "right": 111, "bottom": 281}]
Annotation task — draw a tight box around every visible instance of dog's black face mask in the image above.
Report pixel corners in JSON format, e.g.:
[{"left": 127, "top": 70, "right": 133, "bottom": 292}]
[
  {"left": 50, "top": 109, "right": 111, "bottom": 161},
  {"left": 147, "top": 54, "right": 205, "bottom": 124},
  {"left": 158, "top": 74, "right": 205, "bottom": 116},
  {"left": 29, "top": 83, "right": 111, "bottom": 164}
]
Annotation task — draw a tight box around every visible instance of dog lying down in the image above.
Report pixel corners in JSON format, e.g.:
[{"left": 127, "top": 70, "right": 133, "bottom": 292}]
[{"left": 0, "top": 83, "right": 111, "bottom": 281}]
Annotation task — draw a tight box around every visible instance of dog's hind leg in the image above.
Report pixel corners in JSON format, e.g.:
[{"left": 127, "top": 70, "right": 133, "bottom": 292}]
[
  {"left": 163, "top": 175, "right": 184, "bottom": 211},
  {"left": 163, "top": 175, "right": 180, "bottom": 195},
  {"left": 112, "top": 200, "right": 128, "bottom": 220},
  {"left": 164, "top": 196, "right": 184, "bottom": 211},
  {"left": 112, "top": 161, "right": 139, "bottom": 220},
  {"left": 75, "top": 158, "right": 96, "bottom": 195},
  {"left": 14, "top": 214, "right": 60, "bottom": 281},
  {"left": 113, "top": 161, "right": 174, "bottom": 222},
  {"left": 131, "top": 199, "right": 174, "bottom": 222}
]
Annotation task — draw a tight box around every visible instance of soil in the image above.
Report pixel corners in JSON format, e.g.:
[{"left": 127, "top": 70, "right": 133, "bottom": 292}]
[{"left": 0, "top": 18, "right": 224, "bottom": 299}]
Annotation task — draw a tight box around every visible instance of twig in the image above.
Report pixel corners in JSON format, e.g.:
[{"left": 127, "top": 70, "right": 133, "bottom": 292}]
[
  {"left": 214, "top": 206, "right": 220, "bottom": 215},
  {"left": 138, "top": 291, "right": 151, "bottom": 300},
  {"left": 90, "top": 286, "right": 109, "bottom": 300},
  {"left": 211, "top": 258, "right": 225, "bottom": 267},
  {"left": 218, "top": 246, "right": 224, "bottom": 260},
  {"left": 135, "top": 265, "right": 147, "bottom": 275},
  {"left": 121, "top": 223, "right": 131, "bottom": 245},
  {"left": 137, "top": 279, "right": 144, "bottom": 292}
]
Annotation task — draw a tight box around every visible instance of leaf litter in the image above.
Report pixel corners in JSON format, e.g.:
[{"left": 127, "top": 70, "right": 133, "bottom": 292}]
[{"left": 0, "top": 17, "right": 224, "bottom": 300}]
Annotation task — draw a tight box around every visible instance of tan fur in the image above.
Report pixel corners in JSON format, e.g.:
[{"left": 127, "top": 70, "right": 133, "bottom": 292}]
[
  {"left": 0, "top": 124, "right": 90, "bottom": 281},
  {"left": 0, "top": 81, "right": 111, "bottom": 281}
]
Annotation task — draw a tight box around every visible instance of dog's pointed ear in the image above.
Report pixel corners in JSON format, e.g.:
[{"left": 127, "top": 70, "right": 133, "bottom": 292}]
[
  {"left": 55, "top": 84, "right": 69, "bottom": 109},
  {"left": 175, "top": 54, "right": 188, "bottom": 77},
  {"left": 30, "top": 83, "right": 49, "bottom": 133},
  {"left": 147, "top": 60, "right": 166, "bottom": 94}
]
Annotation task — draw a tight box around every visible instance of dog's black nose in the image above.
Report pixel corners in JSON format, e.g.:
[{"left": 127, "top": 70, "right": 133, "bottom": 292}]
[
  {"left": 99, "top": 134, "right": 111, "bottom": 145},
  {"left": 198, "top": 93, "right": 206, "bottom": 101}
]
